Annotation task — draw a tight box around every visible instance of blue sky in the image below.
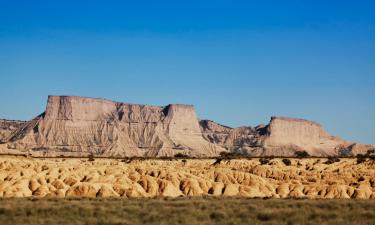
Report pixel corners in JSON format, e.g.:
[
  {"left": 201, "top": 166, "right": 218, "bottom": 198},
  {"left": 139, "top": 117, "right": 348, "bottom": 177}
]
[{"left": 0, "top": 0, "right": 374, "bottom": 144}]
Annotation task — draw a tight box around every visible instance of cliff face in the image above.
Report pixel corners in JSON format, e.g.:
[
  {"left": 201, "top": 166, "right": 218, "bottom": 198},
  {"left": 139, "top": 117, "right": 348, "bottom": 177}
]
[
  {"left": 200, "top": 117, "right": 373, "bottom": 157},
  {"left": 261, "top": 117, "right": 350, "bottom": 156},
  {"left": 1, "top": 96, "right": 223, "bottom": 157},
  {"left": 199, "top": 120, "right": 262, "bottom": 153},
  {"left": 0, "top": 96, "right": 373, "bottom": 157}
]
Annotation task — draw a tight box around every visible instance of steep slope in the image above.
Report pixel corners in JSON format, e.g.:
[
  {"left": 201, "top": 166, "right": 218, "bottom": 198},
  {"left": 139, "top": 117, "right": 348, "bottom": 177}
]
[
  {"left": 0, "top": 96, "right": 373, "bottom": 157},
  {"left": 199, "top": 120, "right": 263, "bottom": 153},
  {"left": 0, "top": 96, "right": 224, "bottom": 157},
  {"left": 260, "top": 117, "right": 350, "bottom": 156},
  {"left": 200, "top": 117, "right": 374, "bottom": 156},
  {"left": 0, "top": 120, "right": 25, "bottom": 143}
]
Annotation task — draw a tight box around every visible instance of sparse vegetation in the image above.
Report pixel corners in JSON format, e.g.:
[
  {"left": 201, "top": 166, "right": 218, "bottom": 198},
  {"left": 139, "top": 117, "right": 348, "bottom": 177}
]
[{"left": 0, "top": 198, "right": 374, "bottom": 225}]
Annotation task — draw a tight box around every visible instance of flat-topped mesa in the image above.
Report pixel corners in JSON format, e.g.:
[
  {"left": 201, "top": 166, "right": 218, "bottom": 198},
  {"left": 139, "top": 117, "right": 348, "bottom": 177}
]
[
  {"left": 1, "top": 96, "right": 224, "bottom": 157},
  {"left": 0, "top": 95, "right": 373, "bottom": 157},
  {"left": 45, "top": 95, "right": 117, "bottom": 121},
  {"left": 262, "top": 116, "right": 349, "bottom": 155}
]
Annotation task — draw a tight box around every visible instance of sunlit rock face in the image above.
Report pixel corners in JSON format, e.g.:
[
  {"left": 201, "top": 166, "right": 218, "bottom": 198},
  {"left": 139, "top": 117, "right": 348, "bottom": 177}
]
[
  {"left": 0, "top": 96, "right": 373, "bottom": 157},
  {"left": 0, "top": 96, "right": 223, "bottom": 157}
]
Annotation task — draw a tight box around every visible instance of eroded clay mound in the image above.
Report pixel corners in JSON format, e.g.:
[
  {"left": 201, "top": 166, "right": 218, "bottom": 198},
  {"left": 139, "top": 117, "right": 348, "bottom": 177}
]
[{"left": 0, "top": 156, "right": 374, "bottom": 199}]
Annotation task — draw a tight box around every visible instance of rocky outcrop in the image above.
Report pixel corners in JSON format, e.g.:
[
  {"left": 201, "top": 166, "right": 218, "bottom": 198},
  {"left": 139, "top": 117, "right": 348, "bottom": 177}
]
[
  {"left": 0, "top": 96, "right": 223, "bottom": 157},
  {"left": 200, "top": 117, "right": 374, "bottom": 156},
  {"left": 0, "top": 96, "right": 373, "bottom": 157},
  {"left": 0, "top": 120, "right": 25, "bottom": 143},
  {"left": 260, "top": 117, "right": 351, "bottom": 156},
  {"left": 199, "top": 120, "right": 263, "bottom": 153}
]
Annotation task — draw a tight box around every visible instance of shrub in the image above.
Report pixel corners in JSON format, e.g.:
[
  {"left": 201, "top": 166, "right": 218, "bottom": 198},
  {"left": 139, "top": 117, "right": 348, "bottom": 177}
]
[
  {"left": 325, "top": 156, "right": 340, "bottom": 164},
  {"left": 259, "top": 158, "right": 270, "bottom": 165},
  {"left": 88, "top": 154, "right": 95, "bottom": 162},
  {"left": 212, "top": 158, "right": 222, "bottom": 166},
  {"left": 357, "top": 154, "right": 367, "bottom": 164},
  {"left": 219, "top": 151, "right": 242, "bottom": 159},
  {"left": 174, "top": 153, "right": 188, "bottom": 158},
  {"left": 282, "top": 158, "right": 291, "bottom": 166},
  {"left": 295, "top": 151, "right": 310, "bottom": 158}
]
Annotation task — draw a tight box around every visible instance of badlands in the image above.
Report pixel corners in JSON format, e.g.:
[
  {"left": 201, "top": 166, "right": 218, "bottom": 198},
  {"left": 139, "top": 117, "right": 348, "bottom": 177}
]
[
  {"left": 0, "top": 95, "right": 374, "bottom": 200},
  {"left": 0, "top": 156, "right": 374, "bottom": 199},
  {"left": 0, "top": 95, "right": 374, "bottom": 157}
]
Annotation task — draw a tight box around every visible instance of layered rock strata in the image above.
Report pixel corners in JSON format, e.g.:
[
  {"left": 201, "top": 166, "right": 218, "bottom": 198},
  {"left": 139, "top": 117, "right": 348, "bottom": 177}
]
[
  {"left": 0, "top": 96, "right": 223, "bottom": 157},
  {"left": 0, "top": 96, "right": 374, "bottom": 157}
]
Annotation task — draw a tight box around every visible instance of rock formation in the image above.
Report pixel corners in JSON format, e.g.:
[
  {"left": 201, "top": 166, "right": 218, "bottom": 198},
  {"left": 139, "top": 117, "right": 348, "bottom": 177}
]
[
  {"left": 260, "top": 117, "right": 351, "bottom": 156},
  {"left": 0, "top": 156, "right": 374, "bottom": 199},
  {"left": 0, "top": 96, "right": 223, "bottom": 157},
  {"left": 0, "top": 95, "right": 373, "bottom": 157},
  {"left": 200, "top": 118, "right": 374, "bottom": 156},
  {"left": 0, "top": 120, "right": 25, "bottom": 143}
]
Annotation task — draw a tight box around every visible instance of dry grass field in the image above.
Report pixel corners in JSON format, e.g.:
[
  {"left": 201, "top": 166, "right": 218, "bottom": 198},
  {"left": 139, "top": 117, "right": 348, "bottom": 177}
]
[{"left": 0, "top": 197, "right": 374, "bottom": 225}]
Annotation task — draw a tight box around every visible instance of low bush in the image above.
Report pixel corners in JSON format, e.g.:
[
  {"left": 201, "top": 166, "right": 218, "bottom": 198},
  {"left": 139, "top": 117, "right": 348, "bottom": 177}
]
[
  {"left": 357, "top": 154, "right": 367, "bottom": 164},
  {"left": 174, "top": 153, "right": 188, "bottom": 158},
  {"left": 88, "top": 154, "right": 95, "bottom": 162},
  {"left": 219, "top": 151, "right": 243, "bottom": 159},
  {"left": 295, "top": 151, "right": 310, "bottom": 158},
  {"left": 282, "top": 158, "right": 291, "bottom": 166},
  {"left": 259, "top": 158, "right": 270, "bottom": 165},
  {"left": 325, "top": 156, "right": 340, "bottom": 164}
]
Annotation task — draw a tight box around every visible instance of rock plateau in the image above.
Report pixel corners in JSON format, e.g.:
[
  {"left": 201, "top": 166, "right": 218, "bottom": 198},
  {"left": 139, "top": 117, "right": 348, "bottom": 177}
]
[{"left": 0, "top": 96, "right": 373, "bottom": 157}]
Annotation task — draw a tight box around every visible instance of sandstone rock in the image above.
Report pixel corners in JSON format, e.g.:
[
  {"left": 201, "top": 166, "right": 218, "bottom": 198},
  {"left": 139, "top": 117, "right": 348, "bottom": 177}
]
[
  {"left": 0, "top": 96, "right": 224, "bottom": 157},
  {"left": 0, "top": 119, "right": 25, "bottom": 143},
  {"left": 0, "top": 96, "right": 373, "bottom": 157}
]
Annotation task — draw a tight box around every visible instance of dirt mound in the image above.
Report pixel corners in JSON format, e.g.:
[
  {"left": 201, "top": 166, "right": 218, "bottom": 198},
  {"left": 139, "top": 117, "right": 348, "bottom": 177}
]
[{"left": 0, "top": 156, "right": 374, "bottom": 198}]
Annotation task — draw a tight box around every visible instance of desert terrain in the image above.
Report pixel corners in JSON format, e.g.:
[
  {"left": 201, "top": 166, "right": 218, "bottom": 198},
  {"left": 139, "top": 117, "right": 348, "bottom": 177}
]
[
  {"left": 1, "top": 96, "right": 374, "bottom": 224},
  {"left": 0, "top": 156, "right": 374, "bottom": 199}
]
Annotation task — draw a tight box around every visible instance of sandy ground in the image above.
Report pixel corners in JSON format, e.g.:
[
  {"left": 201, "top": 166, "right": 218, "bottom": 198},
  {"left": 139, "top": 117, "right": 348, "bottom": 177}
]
[{"left": 0, "top": 156, "right": 374, "bottom": 198}]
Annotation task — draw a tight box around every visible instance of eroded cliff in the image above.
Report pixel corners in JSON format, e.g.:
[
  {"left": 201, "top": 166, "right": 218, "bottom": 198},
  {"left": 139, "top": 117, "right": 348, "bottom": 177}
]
[
  {"left": 1, "top": 96, "right": 223, "bottom": 157},
  {"left": 0, "top": 96, "right": 373, "bottom": 157}
]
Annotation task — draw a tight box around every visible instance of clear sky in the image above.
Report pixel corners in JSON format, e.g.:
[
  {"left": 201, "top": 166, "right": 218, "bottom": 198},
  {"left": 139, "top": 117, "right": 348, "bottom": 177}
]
[{"left": 0, "top": 0, "right": 374, "bottom": 144}]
